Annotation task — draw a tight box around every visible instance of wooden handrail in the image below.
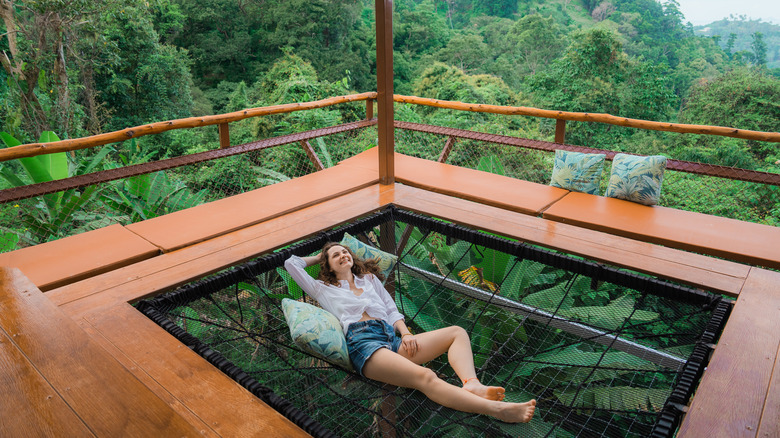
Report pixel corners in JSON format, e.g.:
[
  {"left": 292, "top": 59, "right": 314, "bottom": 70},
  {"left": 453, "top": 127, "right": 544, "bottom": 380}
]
[
  {"left": 4, "top": 90, "right": 779, "bottom": 163},
  {"left": 0, "top": 92, "right": 377, "bottom": 162},
  {"left": 393, "top": 94, "right": 780, "bottom": 143}
]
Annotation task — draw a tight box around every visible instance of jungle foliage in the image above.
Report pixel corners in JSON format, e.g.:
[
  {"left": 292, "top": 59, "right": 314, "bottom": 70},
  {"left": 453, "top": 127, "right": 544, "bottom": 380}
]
[{"left": 1, "top": 0, "right": 779, "bottom": 244}]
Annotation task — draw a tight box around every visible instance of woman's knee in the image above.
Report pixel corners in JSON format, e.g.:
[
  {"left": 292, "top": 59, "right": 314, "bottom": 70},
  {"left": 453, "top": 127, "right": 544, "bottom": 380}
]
[
  {"left": 449, "top": 325, "right": 468, "bottom": 340},
  {"left": 412, "top": 367, "right": 439, "bottom": 389}
]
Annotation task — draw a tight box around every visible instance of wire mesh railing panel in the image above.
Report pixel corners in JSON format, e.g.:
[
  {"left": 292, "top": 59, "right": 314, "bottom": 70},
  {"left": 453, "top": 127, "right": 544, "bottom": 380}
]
[
  {"left": 0, "top": 124, "right": 373, "bottom": 253},
  {"left": 138, "top": 207, "right": 729, "bottom": 438},
  {"left": 661, "top": 170, "right": 779, "bottom": 225},
  {"left": 394, "top": 125, "right": 780, "bottom": 226}
]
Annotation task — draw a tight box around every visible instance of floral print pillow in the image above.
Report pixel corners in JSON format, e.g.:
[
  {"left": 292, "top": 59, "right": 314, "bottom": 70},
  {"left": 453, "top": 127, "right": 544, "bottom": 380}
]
[
  {"left": 340, "top": 232, "right": 398, "bottom": 279},
  {"left": 549, "top": 150, "right": 606, "bottom": 195},
  {"left": 605, "top": 154, "right": 667, "bottom": 206},
  {"left": 281, "top": 298, "right": 353, "bottom": 370}
]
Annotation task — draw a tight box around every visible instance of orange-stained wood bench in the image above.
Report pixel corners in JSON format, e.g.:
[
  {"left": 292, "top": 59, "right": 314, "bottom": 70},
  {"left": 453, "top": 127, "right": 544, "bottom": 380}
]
[
  {"left": 0, "top": 224, "right": 159, "bottom": 291},
  {"left": 127, "top": 163, "right": 379, "bottom": 252},
  {"left": 542, "top": 191, "right": 780, "bottom": 270},
  {"left": 338, "top": 147, "right": 569, "bottom": 216}
]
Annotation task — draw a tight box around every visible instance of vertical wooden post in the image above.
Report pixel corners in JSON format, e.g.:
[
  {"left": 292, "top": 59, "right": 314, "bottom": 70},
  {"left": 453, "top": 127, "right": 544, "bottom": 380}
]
[
  {"left": 438, "top": 136, "right": 456, "bottom": 163},
  {"left": 366, "top": 98, "right": 374, "bottom": 120},
  {"left": 376, "top": 0, "right": 395, "bottom": 185},
  {"left": 554, "top": 119, "right": 566, "bottom": 144},
  {"left": 218, "top": 123, "right": 231, "bottom": 148}
]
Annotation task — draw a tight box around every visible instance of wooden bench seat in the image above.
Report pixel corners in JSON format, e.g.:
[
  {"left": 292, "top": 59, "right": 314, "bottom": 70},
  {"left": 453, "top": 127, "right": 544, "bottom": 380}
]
[
  {"left": 0, "top": 267, "right": 201, "bottom": 436},
  {"left": 0, "top": 224, "right": 159, "bottom": 291},
  {"left": 338, "top": 147, "right": 569, "bottom": 216},
  {"left": 542, "top": 191, "right": 780, "bottom": 270},
  {"left": 127, "top": 164, "right": 379, "bottom": 252}
]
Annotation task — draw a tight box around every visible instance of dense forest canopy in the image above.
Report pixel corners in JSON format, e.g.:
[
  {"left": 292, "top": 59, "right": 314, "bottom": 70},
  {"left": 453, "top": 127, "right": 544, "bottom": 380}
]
[{"left": 1, "top": 0, "right": 778, "bottom": 176}]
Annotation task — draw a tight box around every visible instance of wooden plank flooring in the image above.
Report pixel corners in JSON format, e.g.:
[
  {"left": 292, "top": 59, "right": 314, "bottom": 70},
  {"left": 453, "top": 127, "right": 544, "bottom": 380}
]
[
  {"left": 80, "top": 303, "right": 307, "bottom": 437},
  {"left": 0, "top": 329, "right": 94, "bottom": 437},
  {"left": 678, "top": 267, "right": 780, "bottom": 437},
  {"left": 0, "top": 267, "right": 201, "bottom": 437},
  {"left": 48, "top": 184, "right": 401, "bottom": 319},
  {"left": 3, "top": 170, "right": 777, "bottom": 437}
]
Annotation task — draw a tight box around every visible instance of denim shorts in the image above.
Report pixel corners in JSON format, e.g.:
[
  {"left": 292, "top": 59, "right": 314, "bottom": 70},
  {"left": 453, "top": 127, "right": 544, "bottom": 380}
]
[{"left": 345, "top": 319, "right": 402, "bottom": 376}]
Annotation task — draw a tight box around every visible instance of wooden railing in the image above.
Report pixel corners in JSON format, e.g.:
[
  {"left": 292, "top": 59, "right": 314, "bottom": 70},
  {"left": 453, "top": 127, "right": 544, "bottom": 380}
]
[
  {"left": 393, "top": 95, "right": 780, "bottom": 144},
  {"left": 0, "top": 93, "right": 377, "bottom": 162},
  {"left": 2, "top": 92, "right": 779, "bottom": 163}
]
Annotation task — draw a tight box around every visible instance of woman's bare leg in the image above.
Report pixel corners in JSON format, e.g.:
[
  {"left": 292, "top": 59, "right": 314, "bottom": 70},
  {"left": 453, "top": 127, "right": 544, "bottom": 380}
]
[
  {"left": 364, "top": 348, "right": 535, "bottom": 423},
  {"left": 398, "top": 326, "right": 505, "bottom": 401}
]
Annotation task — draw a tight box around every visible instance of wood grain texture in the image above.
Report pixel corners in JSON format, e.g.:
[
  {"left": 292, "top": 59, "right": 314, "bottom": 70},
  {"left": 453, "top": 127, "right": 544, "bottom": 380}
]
[
  {"left": 49, "top": 184, "right": 400, "bottom": 318},
  {"left": 75, "top": 316, "right": 218, "bottom": 437},
  {"left": 543, "top": 192, "right": 780, "bottom": 270},
  {"left": 0, "top": 329, "right": 94, "bottom": 437},
  {"left": 339, "top": 147, "right": 569, "bottom": 216},
  {"left": 126, "top": 164, "right": 379, "bottom": 252},
  {"left": 679, "top": 268, "right": 780, "bottom": 438},
  {"left": 0, "top": 267, "right": 201, "bottom": 437},
  {"left": 0, "top": 224, "right": 159, "bottom": 291},
  {"left": 81, "top": 303, "right": 309, "bottom": 437},
  {"left": 758, "top": 340, "right": 780, "bottom": 438},
  {"left": 392, "top": 184, "right": 748, "bottom": 296}
]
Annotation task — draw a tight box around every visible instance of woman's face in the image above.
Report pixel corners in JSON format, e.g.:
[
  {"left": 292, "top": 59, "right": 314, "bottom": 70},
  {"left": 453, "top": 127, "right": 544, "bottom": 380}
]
[{"left": 326, "top": 245, "right": 353, "bottom": 275}]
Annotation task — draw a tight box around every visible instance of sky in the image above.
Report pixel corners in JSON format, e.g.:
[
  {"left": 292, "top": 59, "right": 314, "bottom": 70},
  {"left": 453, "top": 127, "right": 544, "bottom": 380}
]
[{"left": 674, "top": 0, "right": 780, "bottom": 26}]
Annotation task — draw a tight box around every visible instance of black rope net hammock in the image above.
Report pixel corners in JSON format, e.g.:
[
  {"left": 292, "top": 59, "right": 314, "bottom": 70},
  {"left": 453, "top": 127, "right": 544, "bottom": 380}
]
[{"left": 137, "top": 207, "right": 731, "bottom": 438}]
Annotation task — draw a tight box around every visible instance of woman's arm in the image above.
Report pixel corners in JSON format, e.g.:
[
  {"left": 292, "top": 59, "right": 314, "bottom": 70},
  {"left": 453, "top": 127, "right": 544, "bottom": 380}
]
[
  {"left": 394, "top": 318, "right": 419, "bottom": 357},
  {"left": 284, "top": 254, "right": 322, "bottom": 298}
]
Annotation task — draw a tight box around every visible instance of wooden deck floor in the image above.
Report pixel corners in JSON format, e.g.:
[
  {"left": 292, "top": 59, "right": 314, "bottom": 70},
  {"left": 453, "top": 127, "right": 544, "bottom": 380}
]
[{"left": 2, "top": 163, "right": 779, "bottom": 437}]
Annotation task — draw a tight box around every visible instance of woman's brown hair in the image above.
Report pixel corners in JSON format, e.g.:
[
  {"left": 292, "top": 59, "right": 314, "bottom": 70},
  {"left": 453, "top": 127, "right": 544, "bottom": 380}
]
[{"left": 318, "top": 242, "right": 385, "bottom": 286}]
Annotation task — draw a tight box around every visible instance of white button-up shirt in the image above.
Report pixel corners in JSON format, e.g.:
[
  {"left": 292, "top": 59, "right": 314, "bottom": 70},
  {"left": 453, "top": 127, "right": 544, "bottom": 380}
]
[{"left": 284, "top": 255, "right": 405, "bottom": 334}]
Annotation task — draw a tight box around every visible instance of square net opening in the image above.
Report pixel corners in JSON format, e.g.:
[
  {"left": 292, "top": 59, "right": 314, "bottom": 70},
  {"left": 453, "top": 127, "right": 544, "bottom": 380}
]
[{"left": 137, "top": 207, "right": 731, "bottom": 438}]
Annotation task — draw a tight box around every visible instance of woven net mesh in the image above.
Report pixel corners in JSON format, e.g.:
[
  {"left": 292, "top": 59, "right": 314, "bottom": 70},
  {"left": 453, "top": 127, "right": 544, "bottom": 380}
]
[{"left": 138, "top": 208, "right": 729, "bottom": 438}]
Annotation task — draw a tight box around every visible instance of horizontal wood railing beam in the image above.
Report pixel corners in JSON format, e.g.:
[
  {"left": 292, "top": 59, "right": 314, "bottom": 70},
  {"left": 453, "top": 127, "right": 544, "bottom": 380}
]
[
  {"left": 0, "top": 92, "right": 377, "bottom": 162},
  {"left": 393, "top": 94, "right": 780, "bottom": 143}
]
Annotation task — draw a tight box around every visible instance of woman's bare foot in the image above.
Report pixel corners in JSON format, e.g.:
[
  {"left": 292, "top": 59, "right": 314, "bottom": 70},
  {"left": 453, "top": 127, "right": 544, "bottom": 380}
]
[
  {"left": 463, "top": 379, "right": 505, "bottom": 401},
  {"left": 494, "top": 399, "right": 536, "bottom": 423}
]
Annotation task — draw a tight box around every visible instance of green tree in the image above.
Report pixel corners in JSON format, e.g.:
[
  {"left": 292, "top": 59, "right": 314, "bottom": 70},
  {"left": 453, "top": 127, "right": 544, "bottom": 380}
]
[
  {"left": 679, "top": 67, "right": 780, "bottom": 160},
  {"left": 750, "top": 32, "right": 768, "bottom": 66},
  {"left": 95, "top": 4, "right": 193, "bottom": 131},
  {"left": 0, "top": 0, "right": 122, "bottom": 140},
  {"left": 529, "top": 28, "right": 675, "bottom": 146}
]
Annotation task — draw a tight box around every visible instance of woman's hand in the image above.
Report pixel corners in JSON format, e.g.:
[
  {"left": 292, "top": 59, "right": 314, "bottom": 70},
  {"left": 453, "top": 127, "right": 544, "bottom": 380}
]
[{"left": 401, "top": 333, "right": 419, "bottom": 357}]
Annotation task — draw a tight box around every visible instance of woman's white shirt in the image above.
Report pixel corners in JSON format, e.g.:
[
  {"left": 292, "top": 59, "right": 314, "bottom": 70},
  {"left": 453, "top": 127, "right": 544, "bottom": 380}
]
[{"left": 284, "top": 255, "right": 405, "bottom": 334}]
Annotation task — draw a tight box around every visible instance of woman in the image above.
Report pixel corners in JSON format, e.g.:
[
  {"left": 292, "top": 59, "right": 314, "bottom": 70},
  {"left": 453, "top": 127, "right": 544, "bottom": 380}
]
[{"left": 284, "top": 242, "right": 536, "bottom": 424}]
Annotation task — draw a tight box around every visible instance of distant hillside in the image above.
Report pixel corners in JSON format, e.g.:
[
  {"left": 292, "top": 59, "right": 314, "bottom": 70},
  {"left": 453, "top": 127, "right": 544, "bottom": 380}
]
[{"left": 695, "top": 18, "right": 780, "bottom": 68}]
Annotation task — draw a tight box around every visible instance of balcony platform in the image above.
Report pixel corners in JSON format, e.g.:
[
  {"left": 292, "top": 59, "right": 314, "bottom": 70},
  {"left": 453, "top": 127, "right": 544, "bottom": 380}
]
[{"left": 1, "top": 159, "right": 779, "bottom": 437}]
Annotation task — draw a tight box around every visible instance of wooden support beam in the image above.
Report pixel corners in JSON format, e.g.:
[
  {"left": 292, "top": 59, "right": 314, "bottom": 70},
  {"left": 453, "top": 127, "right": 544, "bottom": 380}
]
[
  {"left": 300, "top": 140, "right": 325, "bottom": 171},
  {"left": 438, "top": 136, "right": 456, "bottom": 163},
  {"left": 366, "top": 98, "right": 374, "bottom": 120},
  {"left": 555, "top": 119, "right": 566, "bottom": 144},
  {"left": 376, "top": 0, "right": 395, "bottom": 185},
  {"left": 218, "top": 123, "right": 230, "bottom": 148}
]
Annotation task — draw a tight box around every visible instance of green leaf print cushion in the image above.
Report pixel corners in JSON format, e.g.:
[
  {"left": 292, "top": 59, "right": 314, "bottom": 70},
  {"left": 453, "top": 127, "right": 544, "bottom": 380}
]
[
  {"left": 605, "top": 154, "right": 667, "bottom": 206},
  {"left": 281, "top": 298, "right": 354, "bottom": 371},
  {"left": 340, "top": 232, "right": 398, "bottom": 279},
  {"left": 549, "top": 150, "right": 606, "bottom": 195}
]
